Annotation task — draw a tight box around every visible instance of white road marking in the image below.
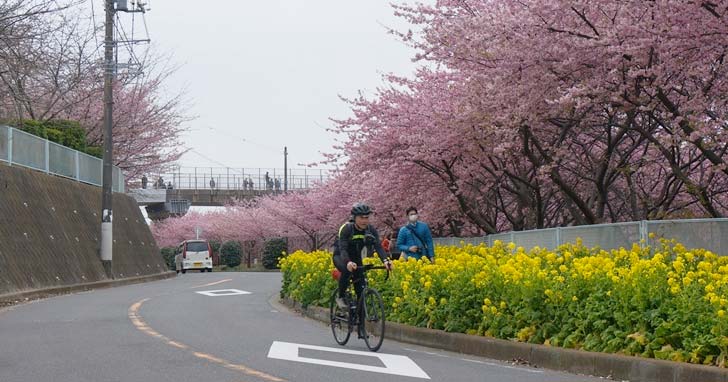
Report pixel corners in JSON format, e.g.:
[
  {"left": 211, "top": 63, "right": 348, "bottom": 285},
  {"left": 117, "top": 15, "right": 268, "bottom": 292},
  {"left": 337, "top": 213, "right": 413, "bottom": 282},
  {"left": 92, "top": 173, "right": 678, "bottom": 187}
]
[
  {"left": 267, "top": 341, "right": 430, "bottom": 379},
  {"left": 195, "top": 289, "right": 251, "bottom": 297},
  {"left": 191, "top": 278, "right": 232, "bottom": 288}
]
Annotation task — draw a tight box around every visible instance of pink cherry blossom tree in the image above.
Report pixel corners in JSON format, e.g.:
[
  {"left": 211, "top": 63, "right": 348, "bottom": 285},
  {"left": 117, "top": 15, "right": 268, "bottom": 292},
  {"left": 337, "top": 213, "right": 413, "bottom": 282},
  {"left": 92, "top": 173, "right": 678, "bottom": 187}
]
[{"left": 155, "top": 1, "right": 728, "bottom": 248}]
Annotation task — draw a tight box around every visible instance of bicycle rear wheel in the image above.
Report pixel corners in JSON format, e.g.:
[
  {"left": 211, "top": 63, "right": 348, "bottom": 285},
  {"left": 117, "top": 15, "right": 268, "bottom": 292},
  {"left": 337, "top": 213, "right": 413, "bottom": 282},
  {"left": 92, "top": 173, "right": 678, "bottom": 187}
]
[
  {"left": 361, "top": 288, "right": 385, "bottom": 352},
  {"left": 330, "top": 290, "right": 351, "bottom": 345}
]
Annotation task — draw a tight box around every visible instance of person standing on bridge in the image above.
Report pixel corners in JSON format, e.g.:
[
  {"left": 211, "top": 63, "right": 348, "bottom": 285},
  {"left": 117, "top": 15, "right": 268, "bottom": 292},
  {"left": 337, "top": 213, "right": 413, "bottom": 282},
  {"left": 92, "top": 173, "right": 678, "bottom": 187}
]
[
  {"left": 332, "top": 203, "right": 393, "bottom": 309},
  {"left": 209, "top": 177, "right": 216, "bottom": 190},
  {"left": 141, "top": 174, "right": 148, "bottom": 189}
]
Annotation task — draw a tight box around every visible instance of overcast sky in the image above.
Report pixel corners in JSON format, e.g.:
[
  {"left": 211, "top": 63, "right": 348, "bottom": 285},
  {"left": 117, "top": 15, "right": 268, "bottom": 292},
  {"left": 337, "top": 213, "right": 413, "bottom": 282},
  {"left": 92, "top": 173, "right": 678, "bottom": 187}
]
[{"left": 140, "top": 1, "right": 423, "bottom": 171}]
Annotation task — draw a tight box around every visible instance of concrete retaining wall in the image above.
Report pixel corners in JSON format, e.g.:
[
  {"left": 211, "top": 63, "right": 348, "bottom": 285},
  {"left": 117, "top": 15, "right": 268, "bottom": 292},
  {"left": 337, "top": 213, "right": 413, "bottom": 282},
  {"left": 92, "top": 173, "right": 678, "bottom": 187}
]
[{"left": 0, "top": 164, "right": 169, "bottom": 296}]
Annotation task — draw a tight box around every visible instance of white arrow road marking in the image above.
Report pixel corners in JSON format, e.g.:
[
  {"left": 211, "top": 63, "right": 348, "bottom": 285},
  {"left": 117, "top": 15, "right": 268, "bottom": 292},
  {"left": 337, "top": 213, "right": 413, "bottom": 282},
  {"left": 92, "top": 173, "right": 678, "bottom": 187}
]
[
  {"left": 195, "top": 289, "right": 251, "bottom": 297},
  {"left": 267, "top": 341, "right": 430, "bottom": 379}
]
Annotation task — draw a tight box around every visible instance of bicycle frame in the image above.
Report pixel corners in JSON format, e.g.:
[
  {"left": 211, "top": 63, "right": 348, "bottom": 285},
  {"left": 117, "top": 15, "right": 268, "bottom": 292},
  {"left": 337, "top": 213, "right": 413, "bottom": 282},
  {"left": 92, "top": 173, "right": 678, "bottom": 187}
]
[
  {"left": 330, "top": 262, "right": 390, "bottom": 351},
  {"left": 336, "top": 264, "right": 389, "bottom": 337}
]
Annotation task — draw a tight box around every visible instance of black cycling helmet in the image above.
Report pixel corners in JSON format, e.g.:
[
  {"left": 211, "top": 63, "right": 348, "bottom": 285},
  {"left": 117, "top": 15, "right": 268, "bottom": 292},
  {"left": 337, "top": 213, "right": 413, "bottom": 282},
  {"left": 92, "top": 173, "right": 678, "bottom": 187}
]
[{"left": 351, "top": 202, "right": 372, "bottom": 216}]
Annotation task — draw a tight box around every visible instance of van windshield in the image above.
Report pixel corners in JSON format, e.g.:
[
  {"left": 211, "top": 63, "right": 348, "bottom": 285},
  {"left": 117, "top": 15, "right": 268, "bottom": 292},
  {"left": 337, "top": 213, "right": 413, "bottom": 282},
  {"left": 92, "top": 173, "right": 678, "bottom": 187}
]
[{"left": 186, "top": 242, "right": 208, "bottom": 252}]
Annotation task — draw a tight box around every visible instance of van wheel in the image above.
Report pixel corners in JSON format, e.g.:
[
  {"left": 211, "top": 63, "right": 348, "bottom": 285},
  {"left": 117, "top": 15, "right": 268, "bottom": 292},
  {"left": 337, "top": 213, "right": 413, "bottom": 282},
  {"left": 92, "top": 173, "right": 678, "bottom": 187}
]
[
  {"left": 181, "top": 269, "right": 186, "bottom": 274},
  {"left": 200, "top": 269, "right": 205, "bottom": 273}
]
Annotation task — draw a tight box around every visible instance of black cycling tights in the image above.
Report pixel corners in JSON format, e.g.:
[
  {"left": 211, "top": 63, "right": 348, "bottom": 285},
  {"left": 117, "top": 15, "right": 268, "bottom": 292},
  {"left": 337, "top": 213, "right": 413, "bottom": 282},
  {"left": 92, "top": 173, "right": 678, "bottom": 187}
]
[{"left": 338, "top": 267, "right": 365, "bottom": 300}]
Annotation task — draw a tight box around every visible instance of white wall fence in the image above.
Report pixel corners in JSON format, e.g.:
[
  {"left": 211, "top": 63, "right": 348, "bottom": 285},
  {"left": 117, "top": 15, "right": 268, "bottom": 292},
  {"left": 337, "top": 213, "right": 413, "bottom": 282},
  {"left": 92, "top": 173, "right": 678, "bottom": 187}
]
[
  {"left": 0, "top": 125, "right": 124, "bottom": 193},
  {"left": 433, "top": 218, "right": 728, "bottom": 255}
]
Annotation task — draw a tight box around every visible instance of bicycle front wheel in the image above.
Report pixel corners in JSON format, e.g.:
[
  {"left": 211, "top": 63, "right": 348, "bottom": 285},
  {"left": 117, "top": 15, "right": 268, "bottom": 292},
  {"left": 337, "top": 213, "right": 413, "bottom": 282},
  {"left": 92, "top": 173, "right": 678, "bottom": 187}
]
[
  {"left": 361, "top": 288, "right": 386, "bottom": 352},
  {"left": 330, "top": 290, "right": 351, "bottom": 345}
]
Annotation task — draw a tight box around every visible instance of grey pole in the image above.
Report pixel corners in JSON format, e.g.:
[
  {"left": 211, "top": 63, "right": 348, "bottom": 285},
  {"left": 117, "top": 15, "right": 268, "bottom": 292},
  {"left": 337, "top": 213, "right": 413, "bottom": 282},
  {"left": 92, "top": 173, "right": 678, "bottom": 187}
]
[
  {"left": 284, "top": 146, "right": 288, "bottom": 192},
  {"left": 100, "top": 0, "right": 115, "bottom": 277}
]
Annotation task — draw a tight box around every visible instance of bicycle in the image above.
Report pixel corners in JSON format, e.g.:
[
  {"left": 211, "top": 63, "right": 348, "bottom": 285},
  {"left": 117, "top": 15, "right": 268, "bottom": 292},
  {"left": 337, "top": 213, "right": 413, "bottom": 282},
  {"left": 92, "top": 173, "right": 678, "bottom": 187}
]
[{"left": 329, "top": 264, "right": 389, "bottom": 352}]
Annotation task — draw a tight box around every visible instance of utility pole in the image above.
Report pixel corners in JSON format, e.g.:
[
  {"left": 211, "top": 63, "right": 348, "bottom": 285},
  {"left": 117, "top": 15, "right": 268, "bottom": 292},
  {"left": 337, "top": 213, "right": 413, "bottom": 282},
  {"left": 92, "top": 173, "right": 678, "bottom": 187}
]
[
  {"left": 284, "top": 146, "right": 288, "bottom": 193},
  {"left": 100, "top": 0, "right": 115, "bottom": 277},
  {"left": 100, "top": 1, "right": 150, "bottom": 277}
]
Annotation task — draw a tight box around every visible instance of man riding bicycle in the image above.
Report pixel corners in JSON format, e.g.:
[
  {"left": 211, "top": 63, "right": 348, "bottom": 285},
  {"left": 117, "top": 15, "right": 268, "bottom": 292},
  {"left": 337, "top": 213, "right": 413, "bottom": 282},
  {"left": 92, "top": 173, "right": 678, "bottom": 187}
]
[{"left": 333, "top": 202, "right": 393, "bottom": 309}]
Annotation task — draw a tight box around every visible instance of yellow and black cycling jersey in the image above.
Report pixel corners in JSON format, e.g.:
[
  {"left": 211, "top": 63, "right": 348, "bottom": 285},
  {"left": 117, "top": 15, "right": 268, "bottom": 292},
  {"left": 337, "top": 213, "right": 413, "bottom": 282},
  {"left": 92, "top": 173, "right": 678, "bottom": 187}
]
[{"left": 333, "top": 222, "right": 388, "bottom": 266}]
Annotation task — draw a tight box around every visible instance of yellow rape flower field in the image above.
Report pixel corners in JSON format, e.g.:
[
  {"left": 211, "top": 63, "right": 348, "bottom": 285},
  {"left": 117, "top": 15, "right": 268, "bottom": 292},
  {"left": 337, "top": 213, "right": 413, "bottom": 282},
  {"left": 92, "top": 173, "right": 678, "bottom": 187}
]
[{"left": 279, "top": 239, "right": 728, "bottom": 367}]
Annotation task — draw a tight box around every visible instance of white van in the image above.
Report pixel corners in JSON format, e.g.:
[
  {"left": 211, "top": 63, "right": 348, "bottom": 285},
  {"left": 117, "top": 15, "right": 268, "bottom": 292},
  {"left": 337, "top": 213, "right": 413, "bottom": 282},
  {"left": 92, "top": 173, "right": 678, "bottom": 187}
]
[{"left": 175, "top": 240, "right": 213, "bottom": 273}]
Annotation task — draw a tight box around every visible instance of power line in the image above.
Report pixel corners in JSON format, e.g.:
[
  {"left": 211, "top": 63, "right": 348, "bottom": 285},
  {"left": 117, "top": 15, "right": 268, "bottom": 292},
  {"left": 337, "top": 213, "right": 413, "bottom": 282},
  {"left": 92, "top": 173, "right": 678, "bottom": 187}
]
[
  {"left": 204, "top": 126, "right": 280, "bottom": 153},
  {"left": 90, "top": 0, "right": 100, "bottom": 56},
  {"left": 187, "top": 149, "right": 245, "bottom": 174}
]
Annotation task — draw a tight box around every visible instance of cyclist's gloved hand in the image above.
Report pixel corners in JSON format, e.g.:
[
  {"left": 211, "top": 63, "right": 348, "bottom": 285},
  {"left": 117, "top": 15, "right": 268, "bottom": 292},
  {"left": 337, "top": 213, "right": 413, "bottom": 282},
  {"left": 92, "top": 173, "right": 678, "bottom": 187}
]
[{"left": 347, "top": 261, "right": 357, "bottom": 272}]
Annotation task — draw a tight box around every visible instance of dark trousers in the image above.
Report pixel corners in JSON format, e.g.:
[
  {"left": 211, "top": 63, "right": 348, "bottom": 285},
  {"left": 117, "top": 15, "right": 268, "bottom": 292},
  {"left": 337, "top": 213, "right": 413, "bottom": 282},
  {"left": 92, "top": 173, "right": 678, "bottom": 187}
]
[{"left": 333, "top": 255, "right": 364, "bottom": 299}]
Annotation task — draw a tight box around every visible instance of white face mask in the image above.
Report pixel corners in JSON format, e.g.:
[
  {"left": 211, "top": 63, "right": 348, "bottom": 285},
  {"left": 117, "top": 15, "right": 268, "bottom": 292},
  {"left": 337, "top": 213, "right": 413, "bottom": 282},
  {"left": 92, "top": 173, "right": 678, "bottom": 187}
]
[{"left": 408, "top": 214, "right": 418, "bottom": 223}]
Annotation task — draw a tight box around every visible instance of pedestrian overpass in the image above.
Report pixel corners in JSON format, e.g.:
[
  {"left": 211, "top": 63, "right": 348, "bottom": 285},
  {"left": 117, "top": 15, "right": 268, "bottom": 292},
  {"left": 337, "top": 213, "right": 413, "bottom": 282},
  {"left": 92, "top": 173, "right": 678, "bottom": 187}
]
[{"left": 128, "top": 166, "right": 332, "bottom": 220}]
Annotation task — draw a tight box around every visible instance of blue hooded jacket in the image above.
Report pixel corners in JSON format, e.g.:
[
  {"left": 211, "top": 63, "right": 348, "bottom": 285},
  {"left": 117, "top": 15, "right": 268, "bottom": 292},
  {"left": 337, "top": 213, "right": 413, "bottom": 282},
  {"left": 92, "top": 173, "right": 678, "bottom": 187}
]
[{"left": 396, "top": 221, "right": 434, "bottom": 260}]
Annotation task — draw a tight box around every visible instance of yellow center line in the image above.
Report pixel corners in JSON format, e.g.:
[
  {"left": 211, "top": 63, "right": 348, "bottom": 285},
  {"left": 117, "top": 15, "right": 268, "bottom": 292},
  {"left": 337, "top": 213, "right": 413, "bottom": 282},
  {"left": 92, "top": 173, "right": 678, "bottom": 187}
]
[
  {"left": 128, "top": 298, "right": 285, "bottom": 382},
  {"left": 190, "top": 278, "right": 233, "bottom": 289}
]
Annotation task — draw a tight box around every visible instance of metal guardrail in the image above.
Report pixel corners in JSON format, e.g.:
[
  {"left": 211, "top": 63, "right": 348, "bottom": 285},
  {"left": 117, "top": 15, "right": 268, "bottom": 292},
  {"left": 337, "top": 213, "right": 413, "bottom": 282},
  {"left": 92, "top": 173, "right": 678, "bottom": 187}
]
[
  {"left": 432, "top": 218, "right": 728, "bottom": 255},
  {"left": 140, "top": 166, "right": 332, "bottom": 191},
  {"left": 0, "top": 125, "right": 125, "bottom": 192}
]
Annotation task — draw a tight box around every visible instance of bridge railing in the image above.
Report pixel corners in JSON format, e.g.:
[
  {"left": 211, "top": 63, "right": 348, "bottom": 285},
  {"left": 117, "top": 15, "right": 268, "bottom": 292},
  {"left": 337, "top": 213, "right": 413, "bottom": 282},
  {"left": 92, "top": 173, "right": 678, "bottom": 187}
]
[
  {"left": 0, "top": 125, "right": 125, "bottom": 192},
  {"left": 138, "top": 166, "right": 333, "bottom": 191}
]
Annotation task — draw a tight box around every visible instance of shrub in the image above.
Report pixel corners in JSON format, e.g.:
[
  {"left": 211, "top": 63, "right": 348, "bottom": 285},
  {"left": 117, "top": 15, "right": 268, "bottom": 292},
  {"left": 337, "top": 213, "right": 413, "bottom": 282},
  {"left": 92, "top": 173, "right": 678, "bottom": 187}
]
[
  {"left": 10, "top": 119, "right": 99, "bottom": 156},
  {"left": 209, "top": 239, "right": 222, "bottom": 266},
  {"left": 220, "top": 240, "right": 242, "bottom": 268},
  {"left": 160, "top": 246, "right": 177, "bottom": 270},
  {"left": 83, "top": 145, "right": 103, "bottom": 158},
  {"left": 263, "top": 238, "right": 287, "bottom": 269},
  {"left": 280, "top": 240, "right": 728, "bottom": 367}
]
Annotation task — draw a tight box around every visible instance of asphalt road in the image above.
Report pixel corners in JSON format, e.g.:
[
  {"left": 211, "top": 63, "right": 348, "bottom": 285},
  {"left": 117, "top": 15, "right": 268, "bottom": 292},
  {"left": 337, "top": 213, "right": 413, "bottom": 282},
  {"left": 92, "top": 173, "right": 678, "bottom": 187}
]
[{"left": 0, "top": 273, "right": 607, "bottom": 382}]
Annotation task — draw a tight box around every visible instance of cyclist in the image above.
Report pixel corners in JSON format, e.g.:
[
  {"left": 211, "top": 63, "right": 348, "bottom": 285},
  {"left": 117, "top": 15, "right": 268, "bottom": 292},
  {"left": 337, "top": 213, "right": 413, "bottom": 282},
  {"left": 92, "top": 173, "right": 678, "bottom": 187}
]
[{"left": 333, "top": 202, "right": 393, "bottom": 309}]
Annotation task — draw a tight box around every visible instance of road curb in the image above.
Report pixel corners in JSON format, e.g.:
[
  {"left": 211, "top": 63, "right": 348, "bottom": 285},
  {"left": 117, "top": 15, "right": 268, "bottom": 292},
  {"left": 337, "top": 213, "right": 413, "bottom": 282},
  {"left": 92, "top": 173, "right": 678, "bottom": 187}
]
[
  {"left": 280, "top": 297, "right": 728, "bottom": 382},
  {"left": 0, "top": 271, "right": 176, "bottom": 304}
]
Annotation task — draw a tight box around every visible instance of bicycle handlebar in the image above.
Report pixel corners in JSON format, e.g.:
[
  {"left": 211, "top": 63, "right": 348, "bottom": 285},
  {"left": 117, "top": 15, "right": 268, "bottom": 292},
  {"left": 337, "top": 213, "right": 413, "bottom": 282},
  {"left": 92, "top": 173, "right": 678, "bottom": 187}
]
[{"left": 361, "top": 264, "right": 390, "bottom": 281}]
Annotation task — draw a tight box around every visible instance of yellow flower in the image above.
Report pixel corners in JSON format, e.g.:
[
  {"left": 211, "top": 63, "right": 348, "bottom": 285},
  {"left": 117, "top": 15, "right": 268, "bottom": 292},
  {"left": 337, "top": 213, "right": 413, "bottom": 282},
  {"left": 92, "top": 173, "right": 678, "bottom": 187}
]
[
  {"left": 572, "top": 296, "right": 578, "bottom": 302},
  {"left": 718, "top": 310, "right": 725, "bottom": 318},
  {"left": 483, "top": 298, "right": 492, "bottom": 306}
]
